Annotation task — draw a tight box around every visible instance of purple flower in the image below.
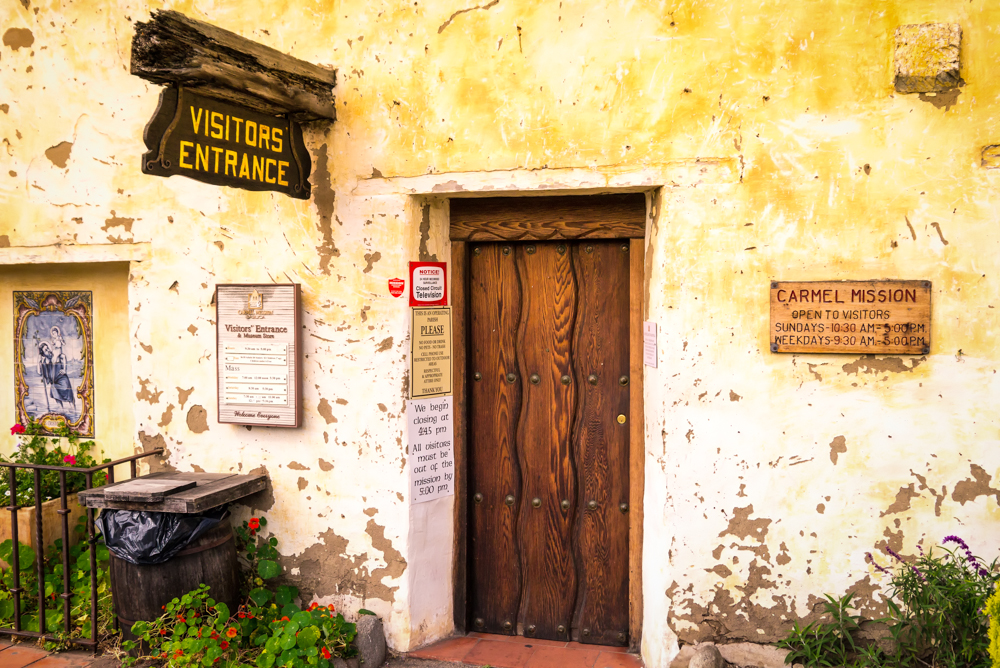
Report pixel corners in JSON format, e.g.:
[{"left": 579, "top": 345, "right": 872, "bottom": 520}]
[
  {"left": 916, "top": 543, "right": 924, "bottom": 555},
  {"left": 910, "top": 565, "right": 926, "bottom": 582},
  {"left": 885, "top": 546, "right": 905, "bottom": 563},
  {"left": 943, "top": 535, "right": 969, "bottom": 550},
  {"left": 978, "top": 568, "right": 990, "bottom": 578},
  {"left": 866, "top": 552, "right": 892, "bottom": 576}
]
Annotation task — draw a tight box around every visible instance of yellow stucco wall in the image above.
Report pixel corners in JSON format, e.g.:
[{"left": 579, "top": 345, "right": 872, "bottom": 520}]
[
  {"left": 2, "top": 1, "right": 1000, "bottom": 665},
  {"left": 0, "top": 262, "right": 134, "bottom": 464}
]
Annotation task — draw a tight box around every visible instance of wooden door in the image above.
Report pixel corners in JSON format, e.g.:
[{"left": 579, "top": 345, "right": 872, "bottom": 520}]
[{"left": 467, "top": 240, "right": 631, "bottom": 646}]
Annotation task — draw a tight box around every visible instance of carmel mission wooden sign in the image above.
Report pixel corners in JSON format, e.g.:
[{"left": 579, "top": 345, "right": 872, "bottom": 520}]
[
  {"left": 142, "top": 88, "right": 312, "bottom": 199},
  {"left": 770, "top": 280, "right": 931, "bottom": 355}
]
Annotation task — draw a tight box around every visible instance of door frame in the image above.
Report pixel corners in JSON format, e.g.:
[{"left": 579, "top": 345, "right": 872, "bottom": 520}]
[{"left": 448, "top": 194, "right": 647, "bottom": 652}]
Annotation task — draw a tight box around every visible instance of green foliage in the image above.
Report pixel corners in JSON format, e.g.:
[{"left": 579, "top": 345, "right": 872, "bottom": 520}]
[
  {"left": 1, "top": 420, "right": 109, "bottom": 506},
  {"left": 0, "top": 515, "right": 113, "bottom": 647},
  {"left": 777, "top": 592, "right": 863, "bottom": 667},
  {"left": 122, "top": 515, "right": 358, "bottom": 668},
  {"left": 986, "top": 583, "right": 1000, "bottom": 668},
  {"left": 778, "top": 537, "right": 998, "bottom": 668}
]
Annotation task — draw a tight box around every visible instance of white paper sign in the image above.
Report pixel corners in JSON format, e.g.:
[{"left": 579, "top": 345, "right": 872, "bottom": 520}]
[
  {"left": 407, "top": 396, "right": 455, "bottom": 503},
  {"left": 643, "top": 321, "right": 657, "bottom": 368}
]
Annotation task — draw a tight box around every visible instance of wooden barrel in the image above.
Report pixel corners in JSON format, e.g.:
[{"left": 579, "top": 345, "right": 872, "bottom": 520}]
[{"left": 110, "top": 520, "right": 240, "bottom": 646}]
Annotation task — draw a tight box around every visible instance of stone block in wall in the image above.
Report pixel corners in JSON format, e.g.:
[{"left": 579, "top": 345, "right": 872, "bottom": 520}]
[{"left": 894, "top": 23, "right": 963, "bottom": 93}]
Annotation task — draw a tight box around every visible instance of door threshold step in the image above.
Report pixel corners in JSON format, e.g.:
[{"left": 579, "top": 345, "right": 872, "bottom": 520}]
[{"left": 406, "top": 633, "right": 642, "bottom": 668}]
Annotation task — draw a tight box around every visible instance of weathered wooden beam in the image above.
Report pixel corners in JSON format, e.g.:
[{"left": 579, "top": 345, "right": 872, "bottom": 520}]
[{"left": 131, "top": 10, "right": 336, "bottom": 122}]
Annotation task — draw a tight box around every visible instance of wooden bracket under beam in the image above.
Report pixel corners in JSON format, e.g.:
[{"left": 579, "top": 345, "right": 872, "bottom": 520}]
[{"left": 131, "top": 10, "right": 337, "bottom": 123}]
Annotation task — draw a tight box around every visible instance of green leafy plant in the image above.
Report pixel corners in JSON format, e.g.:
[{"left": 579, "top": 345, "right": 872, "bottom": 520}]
[
  {"left": 777, "top": 592, "right": 863, "bottom": 667},
  {"left": 875, "top": 537, "right": 997, "bottom": 668},
  {"left": 779, "top": 537, "right": 998, "bottom": 667},
  {"left": 2, "top": 420, "right": 109, "bottom": 506},
  {"left": 986, "top": 582, "right": 1000, "bottom": 668},
  {"left": 122, "top": 514, "right": 357, "bottom": 668},
  {"left": 0, "top": 515, "right": 113, "bottom": 645}
]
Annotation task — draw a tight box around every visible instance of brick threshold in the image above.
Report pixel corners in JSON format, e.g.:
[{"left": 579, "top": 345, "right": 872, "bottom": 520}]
[{"left": 407, "top": 632, "right": 643, "bottom": 668}]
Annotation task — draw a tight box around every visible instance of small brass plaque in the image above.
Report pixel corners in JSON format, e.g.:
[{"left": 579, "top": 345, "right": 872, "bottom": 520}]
[{"left": 770, "top": 280, "right": 931, "bottom": 355}]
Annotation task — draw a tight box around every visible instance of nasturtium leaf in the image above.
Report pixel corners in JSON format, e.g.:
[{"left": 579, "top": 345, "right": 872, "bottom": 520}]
[
  {"left": 276, "top": 585, "right": 296, "bottom": 606},
  {"left": 297, "top": 626, "right": 320, "bottom": 649},
  {"left": 215, "top": 601, "right": 230, "bottom": 620},
  {"left": 258, "top": 559, "right": 281, "bottom": 580},
  {"left": 292, "top": 611, "right": 312, "bottom": 627},
  {"left": 281, "top": 633, "right": 297, "bottom": 650},
  {"left": 256, "top": 652, "right": 276, "bottom": 668},
  {"left": 250, "top": 587, "right": 273, "bottom": 606}
]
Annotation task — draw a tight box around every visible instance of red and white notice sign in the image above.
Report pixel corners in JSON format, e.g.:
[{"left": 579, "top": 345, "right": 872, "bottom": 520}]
[
  {"left": 409, "top": 262, "right": 448, "bottom": 307},
  {"left": 388, "top": 278, "right": 405, "bottom": 298}
]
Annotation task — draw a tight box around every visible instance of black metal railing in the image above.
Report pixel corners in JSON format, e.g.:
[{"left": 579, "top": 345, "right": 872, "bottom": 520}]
[{"left": 0, "top": 448, "right": 163, "bottom": 650}]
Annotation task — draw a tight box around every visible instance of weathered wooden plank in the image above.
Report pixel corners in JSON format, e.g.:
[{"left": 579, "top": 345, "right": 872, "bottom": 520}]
[
  {"left": 79, "top": 474, "right": 266, "bottom": 513},
  {"left": 131, "top": 10, "right": 337, "bottom": 122},
  {"left": 450, "top": 195, "right": 646, "bottom": 241},
  {"left": 628, "top": 237, "right": 645, "bottom": 653},
  {"left": 571, "top": 241, "right": 630, "bottom": 646},
  {"left": 450, "top": 240, "right": 469, "bottom": 635},
  {"left": 515, "top": 242, "right": 578, "bottom": 641},
  {"left": 468, "top": 243, "right": 523, "bottom": 636},
  {"left": 104, "top": 479, "right": 197, "bottom": 502}
]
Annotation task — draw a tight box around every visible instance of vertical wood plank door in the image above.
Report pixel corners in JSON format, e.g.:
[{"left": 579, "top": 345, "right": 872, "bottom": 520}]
[{"left": 467, "top": 240, "right": 631, "bottom": 646}]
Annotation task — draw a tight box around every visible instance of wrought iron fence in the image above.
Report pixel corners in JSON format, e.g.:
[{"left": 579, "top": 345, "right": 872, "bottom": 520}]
[{"left": 0, "top": 448, "right": 163, "bottom": 650}]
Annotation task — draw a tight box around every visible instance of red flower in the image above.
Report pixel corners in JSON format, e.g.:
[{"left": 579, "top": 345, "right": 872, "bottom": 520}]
[
  {"left": 159, "top": 629, "right": 167, "bottom": 635},
  {"left": 248, "top": 517, "right": 260, "bottom": 530},
  {"left": 210, "top": 631, "right": 219, "bottom": 640},
  {"left": 62, "top": 455, "right": 76, "bottom": 465},
  {"left": 177, "top": 615, "right": 186, "bottom": 623},
  {"left": 238, "top": 612, "right": 246, "bottom": 619},
  {"left": 321, "top": 647, "right": 331, "bottom": 660},
  {"left": 225, "top": 627, "right": 238, "bottom": 638},
  {"left": 220, "top": 641, "right": 230, "bottom": 650},
  {"left": 280, "top": 616, "right": 290, "bottom": 622},
  {"left": 10, "top": 424, "right": 25, "bottom": 435}
]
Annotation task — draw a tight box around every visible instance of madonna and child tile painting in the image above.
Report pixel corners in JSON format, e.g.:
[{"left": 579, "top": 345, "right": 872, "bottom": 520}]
[{"left": 14, "top": 291, "right": 95, "bottom": 438}]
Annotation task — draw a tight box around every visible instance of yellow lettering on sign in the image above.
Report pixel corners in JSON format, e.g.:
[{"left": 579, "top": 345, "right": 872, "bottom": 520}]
[
  {"left": 245, "top": 121, "right": 257, "bottom": 147},
  {"left": 190, "top": 107, "right": 203, "bottom": 134},
  {"left": 239, "top": 153, "right": 250, "bottom": 179},
  {"left": 233, "top": 118, "right": 244, "bottom": 143},
  {"left": 211, "top": 146, "right": 224, "bottom": 173},
  {"left": 225, "top": 150, "right": 237, "bottom": 176},
  {"left": 253, "top": 155, "right": 264, "bottom": 181},
  {"left": 271, "top": 128, "right": 283, "bottom": 153},
  {"left": 277, "top": 161, "right": 288, "bottom": 186},
  {"left": 179, "top": 141, "right": 194, "bottom": 169},
  {"left": 259, "top": 125, "right": 271, "bottom": 151},
  {"left": 210, "top": 112, "right": 224, "bottom": 139},
  {"left": 265, "top": 158, "right": 277, "bottom": 184},
  {"left": 196, "top": 144, "right": 209, "bottom": 171}
]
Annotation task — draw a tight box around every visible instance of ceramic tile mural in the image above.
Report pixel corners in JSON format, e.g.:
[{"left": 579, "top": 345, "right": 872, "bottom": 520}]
[{"left": 13, "top": 291, "right": 95, "bottom": 437}]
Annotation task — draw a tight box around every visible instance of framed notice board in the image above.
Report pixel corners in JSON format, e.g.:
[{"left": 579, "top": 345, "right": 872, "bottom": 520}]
[{"left": 216, "top": 284, "right": 302, "bottom": 427}]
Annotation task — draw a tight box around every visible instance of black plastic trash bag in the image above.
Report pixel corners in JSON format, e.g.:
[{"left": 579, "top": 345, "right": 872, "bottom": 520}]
[{"left": 96, "top": 507, "right": 229, "bottom": 565}]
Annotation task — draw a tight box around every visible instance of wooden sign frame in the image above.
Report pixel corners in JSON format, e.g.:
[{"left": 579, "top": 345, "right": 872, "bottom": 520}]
[
  {"left": 770, "top": 280, "right": 931, "bottom": 355},
  {"left": 216, "top": 284, "right": 302, "bottom": 427}
]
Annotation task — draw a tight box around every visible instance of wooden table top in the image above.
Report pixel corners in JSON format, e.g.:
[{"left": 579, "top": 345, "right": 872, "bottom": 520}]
[{"left": 78, "top": 471, "right": 267, "bottom": 513}]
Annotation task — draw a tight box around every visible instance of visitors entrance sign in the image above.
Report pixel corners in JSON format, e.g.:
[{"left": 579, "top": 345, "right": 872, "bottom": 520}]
[
  {"left": 770, "top": 280, "right": 931, "bottom": 355},
  {"left": 216, "top": 284, "right": 302, "bottom": 427},
  {"left": 143, "top": 87, "right": 312, "bottom": 199}
]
